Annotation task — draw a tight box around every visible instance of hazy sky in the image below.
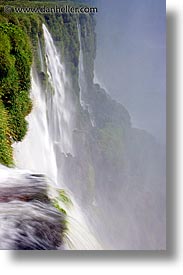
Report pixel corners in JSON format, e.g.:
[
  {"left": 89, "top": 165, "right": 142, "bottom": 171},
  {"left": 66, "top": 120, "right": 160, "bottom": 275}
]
[{"left": 95, "top": 0, "right": 166, "bottom": 144}]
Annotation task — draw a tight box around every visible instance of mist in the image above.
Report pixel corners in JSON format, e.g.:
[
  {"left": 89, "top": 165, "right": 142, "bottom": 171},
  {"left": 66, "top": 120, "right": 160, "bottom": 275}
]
[
  {"left": 94, "top": 0, "right": 166, "bottom": 145},
  {"left": 0, "top": 1, "right": 166, "bottom": 250}
]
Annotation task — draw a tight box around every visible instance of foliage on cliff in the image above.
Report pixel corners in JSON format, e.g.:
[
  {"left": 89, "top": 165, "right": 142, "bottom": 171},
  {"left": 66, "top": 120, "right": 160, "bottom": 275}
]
[
  {"left": 0, "top": 101, "right": 13, "bottom": 166},
  {"left": 0, "top": 0, "right": 93, "bottom": 165},
  {"left": 0, "top": 0, "right": 96, "bottom": 88},
  {"left": 0, "top": 22, "right": 33, "bottom": 165}
]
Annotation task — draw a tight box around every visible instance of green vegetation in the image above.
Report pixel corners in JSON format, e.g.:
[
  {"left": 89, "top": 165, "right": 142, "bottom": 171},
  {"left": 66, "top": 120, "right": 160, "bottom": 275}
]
[
  {"left": 52, "top": 189, "right": 72, "bottom": 215},
  {"left": 52, "top": 199, "right": 67, "bottom": 215},
  {"left": 0, "top": 101, "right": 13, "bottom": 166},
  {"left": 0, "top": 6, "right": 44, "bottom": 68},
  {"left": 58, "top": 189, "right": 73, "bottom": 206},
  {"left": 0, "top": 1, "right": 96, "bottom": 166},
  {"left": 0, "top": 22, "right": 33, "bottom": 165},
  {"left": 0, "top": 0, "right": 96, "bottom": 87},
  {"left": 79, "top": 13, "right": 96, "bottom": 86}
]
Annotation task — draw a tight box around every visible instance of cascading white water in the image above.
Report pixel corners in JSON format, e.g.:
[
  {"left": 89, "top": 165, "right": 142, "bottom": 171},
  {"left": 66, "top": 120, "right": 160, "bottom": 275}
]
[
  {"left": 14, "top": 71, "right": 58, "bottom": 184},
  {"left": 0, "top": 165, "right": 67, "bottom": 250},
  {"left": 43, "top": 24, "right": 74, "bottom": 156},
  {"left": 78, "top": 23, "right": 87, "bottom": 110},
  {"left": 38, "top": 37, "right": 44, "bottom": 72},
  {"left": 78, "top": 23, "right": 95, "bottom": 127},
  {"left": 13, "top": 24, "right": 101, "bottom": 250}
]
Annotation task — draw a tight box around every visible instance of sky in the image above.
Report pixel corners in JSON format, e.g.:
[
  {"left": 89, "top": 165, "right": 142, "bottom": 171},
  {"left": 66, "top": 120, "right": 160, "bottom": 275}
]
[{"left": 94, "top": 0, "right": 166, "bottom": 144}]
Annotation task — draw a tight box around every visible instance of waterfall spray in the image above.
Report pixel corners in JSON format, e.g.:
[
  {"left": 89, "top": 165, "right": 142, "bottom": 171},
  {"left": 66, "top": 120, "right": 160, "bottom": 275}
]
[
  {"left": 43, "top": 24, "right": 74, "bottom": 156},
  {"left": 77, "top": 23, "right": 95, "bottom": 127},
  {"left": 12, "top": 24, "right": 101, "bottom": 250}
]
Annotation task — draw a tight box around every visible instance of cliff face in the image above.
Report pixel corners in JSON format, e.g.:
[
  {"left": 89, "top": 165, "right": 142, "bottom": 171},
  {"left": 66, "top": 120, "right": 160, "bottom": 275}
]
[
  {"left": 38, "top": 9, "right": 165, "bottom": 249},
  {"left": 0, "top": 1, "right": 166, "bottom": 250},
  {"left": 58, "top": 9, "right": 165, "bottom": 249}
]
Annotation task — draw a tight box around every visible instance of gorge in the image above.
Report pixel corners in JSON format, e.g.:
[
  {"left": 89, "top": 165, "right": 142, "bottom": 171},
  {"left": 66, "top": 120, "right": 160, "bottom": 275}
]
[{"left": 0, "top": 1, "right": 166, "bottom": 250}]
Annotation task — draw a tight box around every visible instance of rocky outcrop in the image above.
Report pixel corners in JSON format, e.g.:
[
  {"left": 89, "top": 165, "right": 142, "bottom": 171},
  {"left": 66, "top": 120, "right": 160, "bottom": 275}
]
[{"left": 0, "top": 166, "right": 67, "bottom": 250}]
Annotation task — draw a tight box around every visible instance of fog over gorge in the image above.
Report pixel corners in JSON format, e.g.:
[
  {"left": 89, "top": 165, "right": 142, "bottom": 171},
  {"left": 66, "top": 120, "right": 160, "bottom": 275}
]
[{"left": 95, "top": 0, "right": 166, "bottom": 145}]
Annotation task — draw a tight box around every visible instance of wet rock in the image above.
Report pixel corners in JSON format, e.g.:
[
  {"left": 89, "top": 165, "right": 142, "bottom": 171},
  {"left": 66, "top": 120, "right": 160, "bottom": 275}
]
[{"left": 0, "top": 167, "right": 67, "bottom": 250}]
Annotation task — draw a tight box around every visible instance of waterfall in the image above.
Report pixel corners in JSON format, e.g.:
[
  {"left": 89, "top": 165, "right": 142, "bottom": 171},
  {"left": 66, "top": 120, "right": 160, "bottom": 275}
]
[
  {"left": 43, "top": 24, "right": 74, "bottom": 156},
  {"left": 78, "top": 23, "right": 87, "bottom": 110},
  {"left": 12, "top": 24, "right": 101, "bottom": 250},
  {"left": 38, "top": 37, "right": 44, "bottom": 72},
  {"left": 77, "top": 23, "right": 95, "bottom": 127},
  {"left": 0, "top": 165, "right": 67, "bottom": 250},
  {"left": 14, "top": 71, "right": 58, "bottom": 184}
]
